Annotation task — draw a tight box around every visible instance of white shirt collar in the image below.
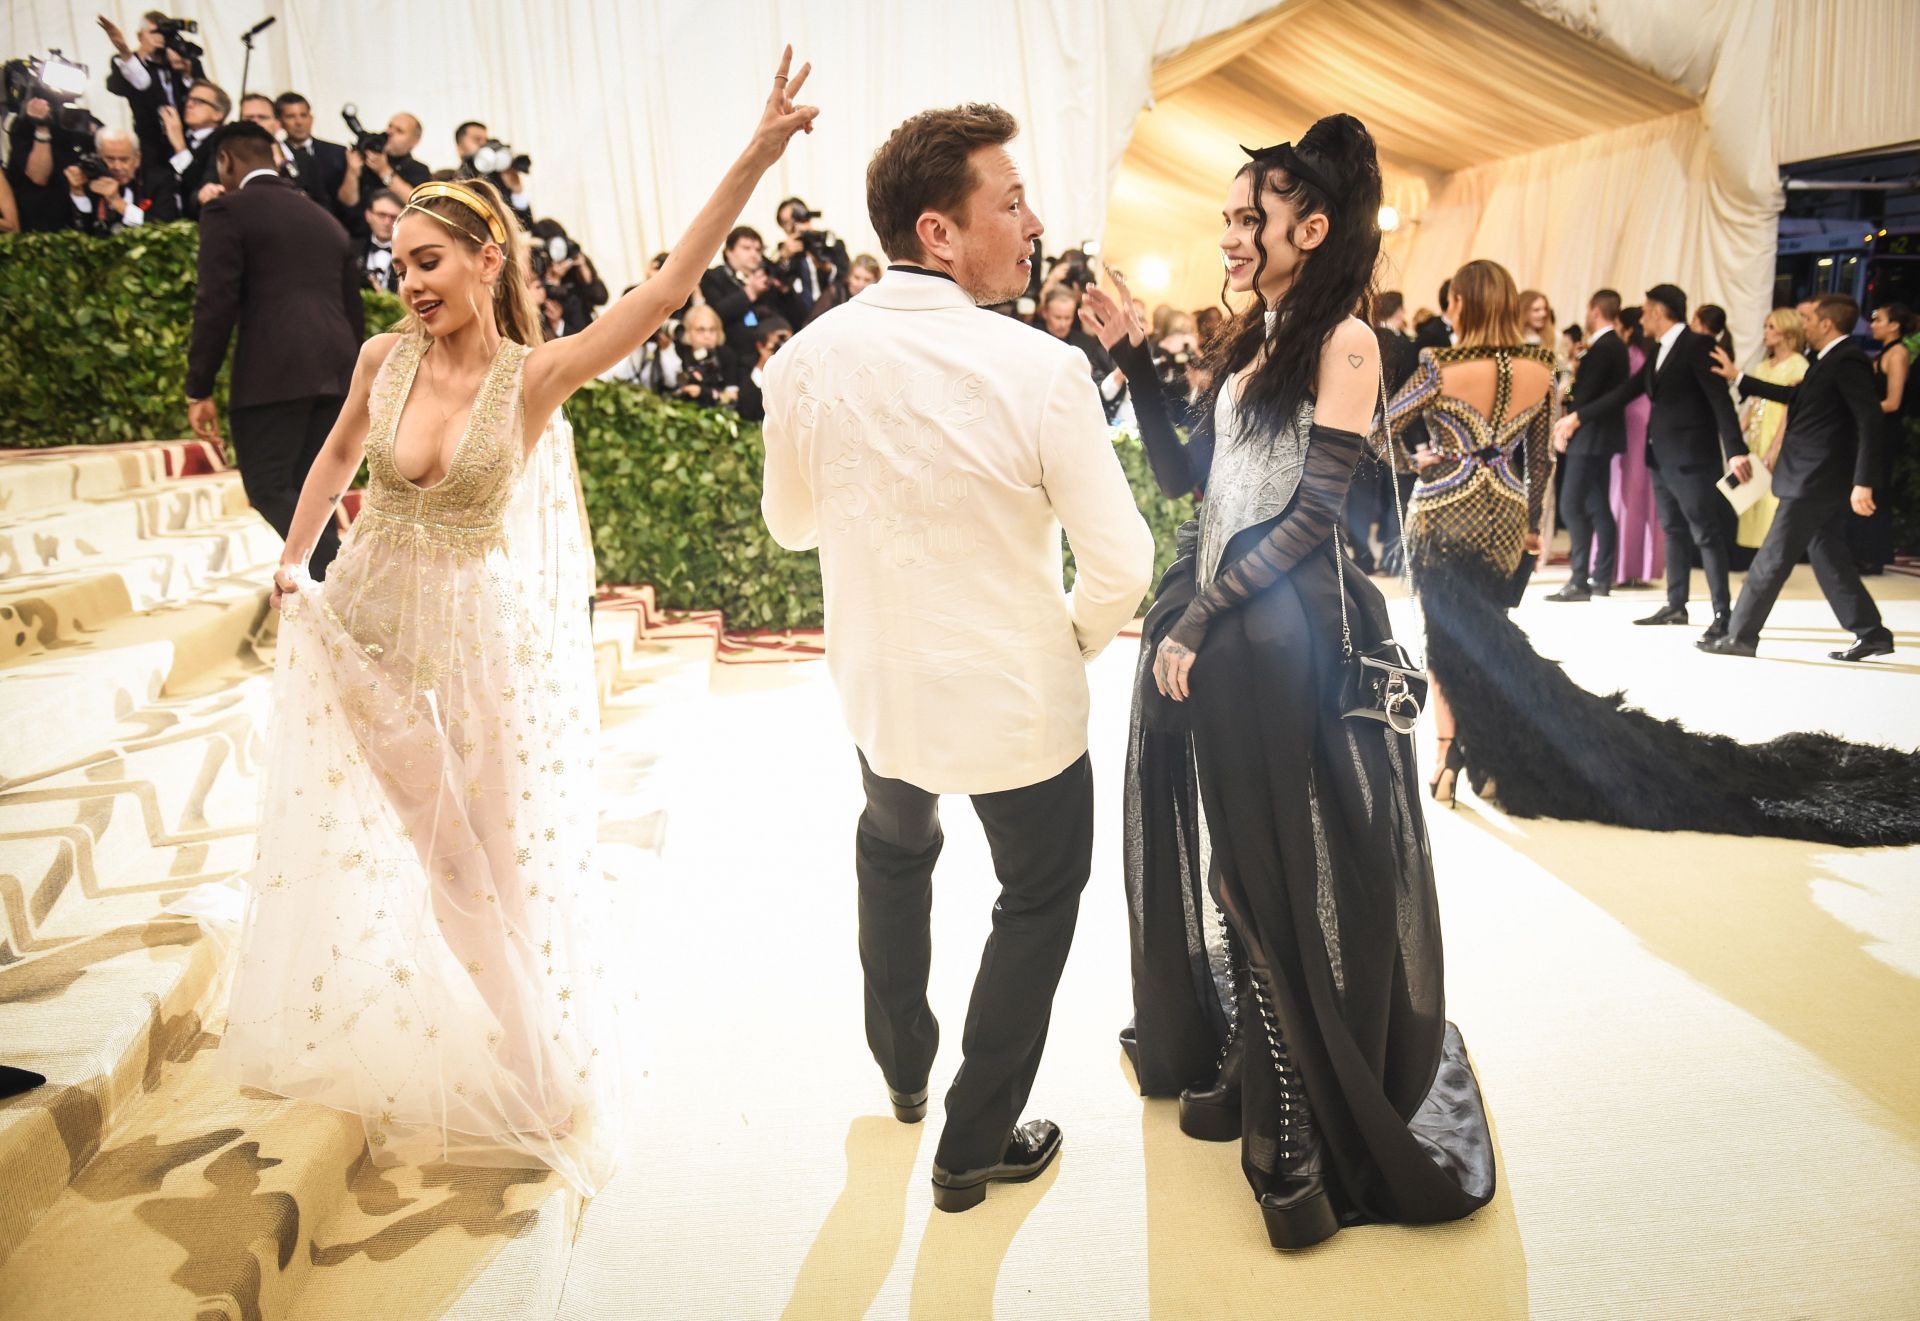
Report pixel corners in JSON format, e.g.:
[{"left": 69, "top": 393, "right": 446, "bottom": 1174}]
[
  {"left": 1815, "top": 335, "right": 1844, "bottom": 359},
  {"left": 1657, "top": 322, "right": 1684, "bottom": 349},
  {"left": 240, "top": 168, "right": 280, "bottom": 189},
  {"left": 1589, "top": 324, "right": 1613, "bottom": 345}
]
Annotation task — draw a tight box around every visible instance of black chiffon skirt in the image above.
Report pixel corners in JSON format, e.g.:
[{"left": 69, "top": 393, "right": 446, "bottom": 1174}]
[
  {"left": 1416, "top": 551, "right": 1920, "bottom": 845},
  {"left": 1125, "top": 520, "right": 1496, "bottom": 1226}
]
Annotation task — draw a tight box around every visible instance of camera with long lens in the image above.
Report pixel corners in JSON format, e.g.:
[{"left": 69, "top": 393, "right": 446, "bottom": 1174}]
[
  {"left": 545, "top": 235, "right": 580, "bottom": 265},
  {"left": 470, "top": 139, "right": 530, "bottom": 176},
  {"left": 783, "top": 201, "right": 840, "bottom": 263},
  {"left": 76, "top": 151, "right": 111, "bottom": 181},
  {"left": 340, "top": 104, "right": 386, "bottom": 155},
  {"left": 153, "top": 17, "right": 202, "bottom": 62},
  {"left": 3, "top": 52, "right": 104, "bottom": 146},
  {"left": 1053, "top": 247, "right": 1096, "bottom": 291}
]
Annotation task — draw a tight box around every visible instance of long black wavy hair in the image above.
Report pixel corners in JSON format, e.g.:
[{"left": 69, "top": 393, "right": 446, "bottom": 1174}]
[{"left": 1196, "top": 114, "right": 1383, "bottom": 441}]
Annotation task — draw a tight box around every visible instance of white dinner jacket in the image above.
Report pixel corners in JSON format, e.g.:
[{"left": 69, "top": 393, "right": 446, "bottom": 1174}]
[{"left": 761, "top": 267, "right": 1154, "bottom": 795}]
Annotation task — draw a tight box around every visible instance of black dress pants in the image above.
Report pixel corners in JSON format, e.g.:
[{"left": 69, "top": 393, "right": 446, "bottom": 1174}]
[
  {"left": 855, "top": 749, "right": 1094, "bottom": 1172},
  {"left": 1341, "top": 455, "right": 1381, "bottom": 572},
  {"left": 1728, "top": 493, "right": 1889, "bottom": 646},
  {"left": 1650, "top": 463, "right": 1731, "bottom": 616},
  {"left": 228, "top": 395, "right": 344, "bottom": 579},
  {"left": 1561, "top": 451, "right": 1618, "bottom": 590}
]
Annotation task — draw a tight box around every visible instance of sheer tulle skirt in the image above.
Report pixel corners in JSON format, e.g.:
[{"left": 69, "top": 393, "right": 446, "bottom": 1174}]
[{"left": 223, "top": 509, "right": 618, "bottom": 1196}]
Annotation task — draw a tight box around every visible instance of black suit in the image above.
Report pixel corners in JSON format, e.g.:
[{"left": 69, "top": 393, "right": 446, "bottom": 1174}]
[
  {"left": 1579, "top": 327, "right": 1744, "bottom": 615},
  {"left": 699, "top": 265, "right": 793, "bottom": 356},
  {"left": 281, "top": 136, "right": 350, "bottom": 226},
  {"left": 352, "top": 234, "right": 397, "bottom": 292},
  {"left": 1413, "top": 316, "right": 1454, "bottom": 351},
  {"left": 105, "top": 55, "right": 194, "bottom": 210},
  {"left": 1726, "top": 339, "right": 1889, "bottom": 646},
  {"left": 1561, "top": 329, "right": 1631, "bottom": 588},
  {"left": 174, "top": 129, "right": 222, "bottom": 222},
  {"left": 188, "top": 175, "right": 364, "bottom": 577}
]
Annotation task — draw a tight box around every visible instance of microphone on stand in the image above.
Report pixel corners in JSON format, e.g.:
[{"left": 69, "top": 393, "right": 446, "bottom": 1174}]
[
  {"left": 239, "top": 15, "right": 276, "bottom": 98},
  {"left": 243, "top": 17, "right": 277, "bottom": 38}
]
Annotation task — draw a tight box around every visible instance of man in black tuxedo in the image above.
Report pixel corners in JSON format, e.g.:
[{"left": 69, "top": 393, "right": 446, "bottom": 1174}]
[
  {"left": 1699, "top": 294, "right": 1894, "bottom": 661},
  {"left": 1557, "top": 283, "right": 1744, "bottom": 641},
  {"left": 273, "top": 93, "right": 352, "bottom": 227},
  {"left": 1414, "top": 278, "right": 1455, "bottom": 350},
  {"left": 99, "top": 12, "right": 199, "bottom": 209},
  {"left": 351, "top": 189, "right": 403, "bottom": 292},
  {"left": 159, "top": 79, "right": 230, "bottom": 220},
  {"left": 700, "top": 226, "right": 797, "bottom": 356},
  {"left": 1548, "top": 289, "right": 1631, "bottom": 601},
  {"left": 185, "top": 123, "right": 363, "bottom": 579}
]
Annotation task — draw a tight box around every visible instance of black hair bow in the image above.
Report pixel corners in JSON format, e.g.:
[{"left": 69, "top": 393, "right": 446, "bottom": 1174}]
[{"left": 1240, "top": 140, "right": 1340, "bottom": 203}]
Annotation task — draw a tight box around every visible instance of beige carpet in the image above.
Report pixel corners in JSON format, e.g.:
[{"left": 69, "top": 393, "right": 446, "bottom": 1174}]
[{"left": 556, "top": 566, "right": 1920, "bottom": 1321}]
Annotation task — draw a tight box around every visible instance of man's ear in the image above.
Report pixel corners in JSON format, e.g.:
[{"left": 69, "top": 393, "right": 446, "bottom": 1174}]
[{"left": 916, "top": 210, "right": 956, "bottom": 265}]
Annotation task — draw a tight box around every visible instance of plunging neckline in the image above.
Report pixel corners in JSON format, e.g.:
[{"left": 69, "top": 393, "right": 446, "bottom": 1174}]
[{"left": 390, "top": 337, "right": 510, "bottom": 493}]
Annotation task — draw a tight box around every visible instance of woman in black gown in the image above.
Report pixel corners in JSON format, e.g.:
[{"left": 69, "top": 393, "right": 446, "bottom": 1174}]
[{"left": 1087, "top": 114, "right": 1495, "bottom": 1251}]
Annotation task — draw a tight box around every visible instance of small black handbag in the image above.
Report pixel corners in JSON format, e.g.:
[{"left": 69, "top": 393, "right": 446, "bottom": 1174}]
[{"left": 1332, "top": 373, "right": 1427, "bottom": 735}]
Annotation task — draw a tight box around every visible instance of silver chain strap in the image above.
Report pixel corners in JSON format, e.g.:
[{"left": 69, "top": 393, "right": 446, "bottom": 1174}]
[{"left": 1333, "top": 365, "right": 1416, "bottom": 660}]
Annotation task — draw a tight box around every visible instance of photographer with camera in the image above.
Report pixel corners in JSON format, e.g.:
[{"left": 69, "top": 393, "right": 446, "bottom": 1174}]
[
  {"left": 157, "top": 78, "right": 229, "bottom": 219},
  {"left": 337, "top": 108, "right": 428, "bottom": 225},
  {"left": 271, "top": 92, "right": 351, "bottom": 227},
  {"left": 530, "top": 217, "right": 608, "bottom": 336},
  {"left": 5, "top": 93, "right": 77, "bottom": 232},
  {"left": 771, "top": 195, "right": 849, "bottom": 323},
  {"left": 454, "top": 120, "right": 532, "bottom": 228},
  {"left": 98, "top": 12, "right": 199, "bottom": 203},
  {"left": 734, "top": 314, "right": 792, "bottom": 422},
  {"left": 65, "top": 125, "right": 151, "bottom": 233},
  {"left": 699, "top": 225, "right": 793, "bottom": 356},
  {"left": 671, "top": 305, "right": 744, "bottom": 410}
]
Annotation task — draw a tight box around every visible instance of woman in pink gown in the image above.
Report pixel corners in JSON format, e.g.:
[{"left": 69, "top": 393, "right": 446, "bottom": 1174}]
[{"left": 1609, "top": 310, "right": 1663, "bottom": 587}]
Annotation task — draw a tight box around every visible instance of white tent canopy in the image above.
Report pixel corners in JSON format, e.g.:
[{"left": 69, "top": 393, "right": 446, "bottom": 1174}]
[{"left": 9, "top": 0, "right": 1915, "bottom": 345}]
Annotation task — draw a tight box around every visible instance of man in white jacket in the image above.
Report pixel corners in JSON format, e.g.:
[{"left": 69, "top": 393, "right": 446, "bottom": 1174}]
[{"left": 762, "top": 104, "right": 1153, "bottom": 1213}]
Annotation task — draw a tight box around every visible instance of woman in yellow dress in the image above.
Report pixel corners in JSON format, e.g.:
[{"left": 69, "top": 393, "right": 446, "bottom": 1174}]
[{"left": 1735, "top": 307, "right": 1808, "bottom": 549}]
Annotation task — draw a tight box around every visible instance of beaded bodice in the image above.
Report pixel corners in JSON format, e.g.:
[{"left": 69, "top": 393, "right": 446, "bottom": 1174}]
[
  {"left": 360, "top": 334, "right": 530, "bottom": 549},
  {"left": 1197, "top": 382, "right": 1314, "bottom": 588}
]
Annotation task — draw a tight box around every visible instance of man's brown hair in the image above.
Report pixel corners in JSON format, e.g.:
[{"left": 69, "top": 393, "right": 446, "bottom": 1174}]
[
  {"left": 1814, "top": 293, "right": 1859, "bottom": 335},
  {"left": 866, "top": 103, "right": 1019, "bottom": 262}
]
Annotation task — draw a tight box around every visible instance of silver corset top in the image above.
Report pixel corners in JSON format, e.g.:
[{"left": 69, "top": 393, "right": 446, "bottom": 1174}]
[{"left": 1197, "top": 382, "right": 1313, "bottom": 588}]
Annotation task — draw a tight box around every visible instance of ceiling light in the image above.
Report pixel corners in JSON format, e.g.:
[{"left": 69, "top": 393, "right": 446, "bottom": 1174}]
[{"left": 1817, "top": 257, "right": 1834, "bottom": 267}]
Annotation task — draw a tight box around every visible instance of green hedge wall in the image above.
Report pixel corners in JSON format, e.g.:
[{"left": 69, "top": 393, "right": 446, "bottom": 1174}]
[{"left": 0, "top": 223, "right": 1189, "bottom": 629}]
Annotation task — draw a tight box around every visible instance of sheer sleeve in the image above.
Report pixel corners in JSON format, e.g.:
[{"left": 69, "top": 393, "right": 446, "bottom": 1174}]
[
  {"left": 1166, "top": 423, "right": 1366, "bottom": 651},
  {"left": 1524, "top": 382, "right": 1560, "bottom": 535},
  {"left": 1375, "top": 350, "right": 1442, "bottom": 472},
  {"left": 1113, "top": 337, "right": 1214, "bottom": 497}
]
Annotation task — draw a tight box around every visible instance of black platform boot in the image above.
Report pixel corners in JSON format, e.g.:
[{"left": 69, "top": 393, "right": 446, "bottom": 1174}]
[
  {"left": 1248, "top": 966, "right": 1338, "bottom": 1251},
  {"left": 1177, "top": 936, "right": 1247, "bottom": 1142}
]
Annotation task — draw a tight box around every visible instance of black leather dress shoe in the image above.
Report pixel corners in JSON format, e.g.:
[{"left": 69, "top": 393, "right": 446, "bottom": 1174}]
[
  {"left": 888, "top": 1086, "right": 929, "bottom": 1124},
  {"left": 1635, "top": 605, "right": 1689, "bottom": 626},
  {"left": 1546, "top": 583, "right": 1591, "bottom": 602},
  {"left": 1592, "top": 583, "right": 1612, "bottom": 597},
  {"left": 1701, "top": 613, "right": 1731, "bottom": 642},
  {"left": 1697, "top": 635, "right": 1756, "bottom": 657},
  {"left": 931, "top": 1120, "right": 1062, "bottom": 1213},
  {"left": 1830, "top": 636, "right": 1895, "bottom": 662}
]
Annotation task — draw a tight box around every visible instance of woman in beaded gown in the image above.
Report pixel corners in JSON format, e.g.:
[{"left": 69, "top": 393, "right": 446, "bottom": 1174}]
[
  {"left": 1091, "top": 115, "right": 1497, "bottom": 1252},
  {"left": 221, "top": 52, "right": 819, "bottom": 1195},
  {"left": 1381, "top": 261, "right": 1920, "bottom": 843}
]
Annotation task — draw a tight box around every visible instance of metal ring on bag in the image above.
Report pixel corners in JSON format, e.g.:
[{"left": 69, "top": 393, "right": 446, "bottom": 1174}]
[{"left": 1385, "top": 689, "right": 1421, "bottom": 735}]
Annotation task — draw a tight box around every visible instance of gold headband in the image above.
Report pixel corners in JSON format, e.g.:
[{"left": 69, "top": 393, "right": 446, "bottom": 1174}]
[{"left": 400, "top": 181, "right": 508, "bottom": 246}]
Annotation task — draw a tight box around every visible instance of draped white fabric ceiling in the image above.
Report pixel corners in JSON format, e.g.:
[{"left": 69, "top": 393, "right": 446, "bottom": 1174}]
[
  {"left": 5, "top": 0, "right": 1271, "bottom": 293},
  {"left": 9, "top": 1, "right": 1914, "bottom": 348}
]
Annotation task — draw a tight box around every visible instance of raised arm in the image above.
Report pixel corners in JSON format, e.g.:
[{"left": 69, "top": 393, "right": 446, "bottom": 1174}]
[
  {"left": 521, "top": 47, "right": 818, "bottom": 429},
  {"left": 1081, "top": 276, "right": 1212, "bottom": 496},
  {"left": 1154, "top": 320, "right": 1377, "bottom": 700}
]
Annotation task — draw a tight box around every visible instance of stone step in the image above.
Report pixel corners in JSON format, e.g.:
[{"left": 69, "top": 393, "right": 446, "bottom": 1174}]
[
  {"left": 0, "top": 472, "right": 255, "bottom": 582},
  {"left": 0, "top": 909, "right": 230, "bottom": 1269},
  {"left": 0, "top": 576, "right": 272, "bottom": 789},
  {"left": 0, "top": 1030, "right": 368, "bottom": 1314},
  {"left": 0, "top": 441, "right": 223, "bottom": 522},
  {"left": 0, "top": 515, "right": 283, "bottom": 666}
]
